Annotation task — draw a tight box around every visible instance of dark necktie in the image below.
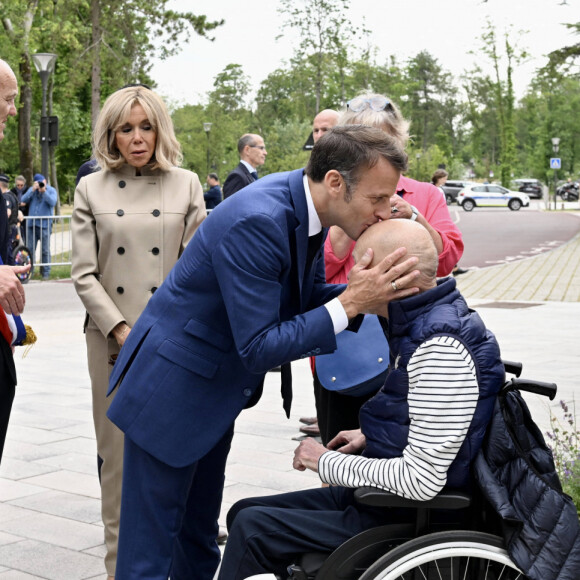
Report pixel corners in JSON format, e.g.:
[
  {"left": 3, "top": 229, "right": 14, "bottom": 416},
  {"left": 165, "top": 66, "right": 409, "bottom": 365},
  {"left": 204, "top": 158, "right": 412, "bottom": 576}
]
[
  {"left": 306, "top": 230, "right": 324, "bottom": 270},
  {"left": 251, "top": 171, "right": 258, "bottom": 181},
  {"left": 281, "top": 362, "right": 292, "bottom": 418}
]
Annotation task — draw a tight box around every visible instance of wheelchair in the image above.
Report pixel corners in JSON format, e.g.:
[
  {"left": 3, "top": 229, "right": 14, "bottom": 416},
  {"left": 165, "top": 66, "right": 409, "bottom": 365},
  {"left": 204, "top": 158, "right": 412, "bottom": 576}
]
[{"left": 247, "top": 361, "right": 557, "bottom": 580}]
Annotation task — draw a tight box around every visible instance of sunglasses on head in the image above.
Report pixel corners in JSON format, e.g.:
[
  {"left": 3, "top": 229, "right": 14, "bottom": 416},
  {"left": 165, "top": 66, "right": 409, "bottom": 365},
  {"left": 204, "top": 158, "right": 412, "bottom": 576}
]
[{"left": 346, "top": 96, "right": 393, "bottom": 113}]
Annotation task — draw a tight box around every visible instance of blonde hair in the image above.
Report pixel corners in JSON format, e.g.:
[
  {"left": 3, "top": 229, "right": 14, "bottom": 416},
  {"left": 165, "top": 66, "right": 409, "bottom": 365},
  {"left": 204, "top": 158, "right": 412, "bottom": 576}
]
[
  {"left": 338, "top": 93, "right": 411, "bottom": 149},
  {"left": 93, "top": 86, "right": 182, "bottom": 171}
]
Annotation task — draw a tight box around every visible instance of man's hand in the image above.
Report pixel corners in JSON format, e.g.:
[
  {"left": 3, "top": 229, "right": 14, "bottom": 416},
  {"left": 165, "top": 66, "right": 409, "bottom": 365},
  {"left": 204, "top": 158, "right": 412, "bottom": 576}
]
[
  {"left": 327, "top": 429, "right": 366, "bottom": 455},
  {"left": 293, "top": 437, "right": 327, "bottom": 473},
  {"left": 0, "top": 265, "right": 28, "bottom": 315},
  {"left": 338, "top": 247, "right": 420, "bottom": 319}
]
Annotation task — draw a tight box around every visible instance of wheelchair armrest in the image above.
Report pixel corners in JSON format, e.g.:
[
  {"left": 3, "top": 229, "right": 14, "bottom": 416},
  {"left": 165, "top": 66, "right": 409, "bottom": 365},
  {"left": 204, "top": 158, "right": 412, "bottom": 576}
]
[{"left": 354, "top": 487, "right": 471, "bottom": 510}]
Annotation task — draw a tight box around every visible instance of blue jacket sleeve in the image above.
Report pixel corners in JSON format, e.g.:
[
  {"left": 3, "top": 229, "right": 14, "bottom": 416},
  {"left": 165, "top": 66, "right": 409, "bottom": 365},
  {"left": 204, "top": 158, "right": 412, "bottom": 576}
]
[{"left": 212, "top": 214, "right": 338, "bottom": 373}]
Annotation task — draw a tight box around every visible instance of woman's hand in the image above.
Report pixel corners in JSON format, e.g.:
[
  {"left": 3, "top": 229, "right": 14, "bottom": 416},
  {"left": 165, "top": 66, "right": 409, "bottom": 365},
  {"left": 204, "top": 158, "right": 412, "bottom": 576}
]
[{"left": 112, "top": 322, "right": 131, "bottom": 347}]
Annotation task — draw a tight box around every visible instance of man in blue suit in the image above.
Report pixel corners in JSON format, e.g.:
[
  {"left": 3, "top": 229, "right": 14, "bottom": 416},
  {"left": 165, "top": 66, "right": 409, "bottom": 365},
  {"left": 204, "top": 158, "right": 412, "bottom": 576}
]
[
  {"left": 107, "top": 125, "right": 420, "bottom": 579},
  {"left": 222, "top": 133, "right": 267, "bottom": 198}
]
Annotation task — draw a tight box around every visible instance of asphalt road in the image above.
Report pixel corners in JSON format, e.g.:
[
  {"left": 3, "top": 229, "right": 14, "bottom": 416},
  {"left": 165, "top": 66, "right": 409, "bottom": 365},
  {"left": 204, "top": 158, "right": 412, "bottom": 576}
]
[{"left": 450, "top": 204, "right": 580, "bottom": 268}]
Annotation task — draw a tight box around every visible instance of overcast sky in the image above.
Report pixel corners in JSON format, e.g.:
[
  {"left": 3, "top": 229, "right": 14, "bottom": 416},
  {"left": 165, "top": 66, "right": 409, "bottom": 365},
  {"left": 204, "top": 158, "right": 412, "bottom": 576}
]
[{"left": 150, "top": 0, "right": 578, "bottom": 108}]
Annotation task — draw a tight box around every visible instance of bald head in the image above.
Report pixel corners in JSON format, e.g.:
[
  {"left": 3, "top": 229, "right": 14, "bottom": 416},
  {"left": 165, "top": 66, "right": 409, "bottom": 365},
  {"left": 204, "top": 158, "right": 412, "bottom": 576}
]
[
  {"left": 354, "top": 220, "right": 438, "bottom": 291},
  {"left": 313, "top": 109, "right": 339, "bottom": 143},
  {"left": 0, "top": 59, "right": 18, "bottom": 143}
]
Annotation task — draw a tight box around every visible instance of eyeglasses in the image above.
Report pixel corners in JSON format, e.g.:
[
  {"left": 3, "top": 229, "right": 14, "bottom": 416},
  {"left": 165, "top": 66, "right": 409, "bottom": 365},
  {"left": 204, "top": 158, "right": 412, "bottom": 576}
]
[
  {"left": 249, "top": 145, "right": 266, "bottom": 150},
  {"left": 346, "top": 96, "right": 393, "bottom": 113}
]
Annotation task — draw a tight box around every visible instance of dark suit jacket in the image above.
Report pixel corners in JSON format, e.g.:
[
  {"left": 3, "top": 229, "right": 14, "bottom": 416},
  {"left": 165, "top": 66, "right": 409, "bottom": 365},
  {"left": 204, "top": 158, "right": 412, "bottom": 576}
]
[
  {"left": 204, "top": 185, "right": 222, "bottom": 210},
  {"left": 0, "top": 204, "right": 16, "bottom": 386},
  {"left": 222, "top": 162, "right": 256, "bottom": 198},
  {"left": 108, "top": 168, "right": 343, "bottom": 468}
]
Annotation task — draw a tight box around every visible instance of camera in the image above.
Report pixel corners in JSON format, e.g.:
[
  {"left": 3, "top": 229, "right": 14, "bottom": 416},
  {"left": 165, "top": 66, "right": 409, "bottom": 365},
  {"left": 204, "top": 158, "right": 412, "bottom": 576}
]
[{"left": 36, "top": 181, "right": 45, "bottom": 189}]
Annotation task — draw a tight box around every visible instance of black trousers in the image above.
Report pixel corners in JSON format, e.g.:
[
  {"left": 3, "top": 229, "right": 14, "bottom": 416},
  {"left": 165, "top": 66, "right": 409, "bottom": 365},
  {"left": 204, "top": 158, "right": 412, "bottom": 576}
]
[
  {"left": 0, "top": 340, "right": 16, "bottom": 463},
  {"left": 218, "top": 486, "right": 392, "bottom": 580},
  {"left": 313, "top": 370, "right": 377, "bottom": 446}
]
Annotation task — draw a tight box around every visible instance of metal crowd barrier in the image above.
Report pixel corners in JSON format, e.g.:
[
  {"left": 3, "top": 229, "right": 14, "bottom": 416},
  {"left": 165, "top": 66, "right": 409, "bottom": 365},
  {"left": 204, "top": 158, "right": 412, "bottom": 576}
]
[{"left": 20, "top": 214, "right": 72, "bottom": 269}]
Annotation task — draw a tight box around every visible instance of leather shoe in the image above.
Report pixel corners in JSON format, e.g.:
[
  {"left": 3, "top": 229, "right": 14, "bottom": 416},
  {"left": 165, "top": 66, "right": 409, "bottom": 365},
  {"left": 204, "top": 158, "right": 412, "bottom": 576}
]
[
  {"left": 299, "top": 416, "right": 317, "bottom": 425},
  {"left": 453, "top": 266, "right": 469, "bottom": 276},
  {"left": 300, "top": 423, "right": 320, "bottom": 436},
  {"left": 217, "top": 526, "right": 228, "bottom": 545}
]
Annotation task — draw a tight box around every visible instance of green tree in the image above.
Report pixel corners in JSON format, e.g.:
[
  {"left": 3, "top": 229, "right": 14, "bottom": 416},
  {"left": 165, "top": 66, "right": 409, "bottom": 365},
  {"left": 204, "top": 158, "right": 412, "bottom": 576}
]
[
  {"left": 478, "top": 22, "right": 527, "bottom": 186},
  {"left": 277, "top": 0, "right": 361, "bottom": 113}
]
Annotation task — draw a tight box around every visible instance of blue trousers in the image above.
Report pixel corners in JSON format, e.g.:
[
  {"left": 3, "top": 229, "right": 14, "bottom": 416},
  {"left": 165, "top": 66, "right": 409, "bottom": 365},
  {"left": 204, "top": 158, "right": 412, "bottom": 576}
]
[
  {"left": 217, "top": 486, "right": 391, "bottom": 580},
  {"left": 115, "top": 424, "right": 234, "bottom": 579},
  {"left": 26, "top": 222, "right": 50, "bottom": 277}
]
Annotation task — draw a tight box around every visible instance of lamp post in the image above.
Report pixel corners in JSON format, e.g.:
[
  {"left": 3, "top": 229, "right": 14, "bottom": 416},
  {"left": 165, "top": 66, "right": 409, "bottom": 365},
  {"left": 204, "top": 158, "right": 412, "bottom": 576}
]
[
  {"left": 552, "top": 137, "right": 560, "bottom": 211},
  {"left": 32, "top": 53, "right": 57, "bottom": 179},
  {"left": 203, "top": 122, "right": 212, "bottom": 176}
]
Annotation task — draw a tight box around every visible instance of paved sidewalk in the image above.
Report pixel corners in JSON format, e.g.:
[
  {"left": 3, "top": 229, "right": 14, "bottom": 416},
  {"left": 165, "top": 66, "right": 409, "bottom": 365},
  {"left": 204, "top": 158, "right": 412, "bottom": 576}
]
[{"left": 1, "top": 229, "right": 579, "bottom": 578}]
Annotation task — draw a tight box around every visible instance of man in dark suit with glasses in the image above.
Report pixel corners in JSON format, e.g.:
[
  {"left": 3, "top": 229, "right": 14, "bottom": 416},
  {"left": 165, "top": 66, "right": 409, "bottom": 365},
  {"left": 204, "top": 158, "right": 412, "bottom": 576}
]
[{"left": 223, "top": 133, "right": 267, "bottom": 198}]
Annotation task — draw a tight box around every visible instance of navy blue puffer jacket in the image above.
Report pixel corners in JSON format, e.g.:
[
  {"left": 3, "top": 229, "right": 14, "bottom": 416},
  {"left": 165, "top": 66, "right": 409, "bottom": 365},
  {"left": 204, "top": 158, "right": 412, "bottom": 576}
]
[{"left": 360, "top": 277, "right": 504, "bottom": 490}]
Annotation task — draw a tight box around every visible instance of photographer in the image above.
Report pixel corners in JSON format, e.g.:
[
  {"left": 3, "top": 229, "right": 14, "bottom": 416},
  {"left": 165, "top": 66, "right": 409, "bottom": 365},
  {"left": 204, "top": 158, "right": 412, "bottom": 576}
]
[{"left": 21, "top": 173, "right": 57, "bottom": 280}]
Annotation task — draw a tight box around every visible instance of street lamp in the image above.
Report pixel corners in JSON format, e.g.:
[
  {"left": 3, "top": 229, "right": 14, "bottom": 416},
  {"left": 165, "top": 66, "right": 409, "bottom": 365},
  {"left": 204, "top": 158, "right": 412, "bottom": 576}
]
[
  {"left": 203, "top": 122, "right": 212, "bottom": 176},
  {"left": 552, "top": 137, "right": 560, "bottom": 210},
  {"left": 32, "top": 53, "right": 57, "bottom": 179}
]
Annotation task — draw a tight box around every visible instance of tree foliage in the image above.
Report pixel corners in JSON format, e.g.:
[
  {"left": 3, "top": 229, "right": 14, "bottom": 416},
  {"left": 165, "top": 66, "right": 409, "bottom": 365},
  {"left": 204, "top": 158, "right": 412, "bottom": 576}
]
[
  {"left": 0, "top": 0, "right": 222, "bottom": 202},
  {"left": 1, "top": 0, "right": 578, "bottom": 204}
]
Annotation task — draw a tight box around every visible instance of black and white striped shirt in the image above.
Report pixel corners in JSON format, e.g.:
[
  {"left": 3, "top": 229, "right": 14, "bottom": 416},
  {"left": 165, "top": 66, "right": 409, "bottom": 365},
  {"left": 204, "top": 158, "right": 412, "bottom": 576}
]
[{"left": 318, "top": 336, "right": 479, "bottom": 501}]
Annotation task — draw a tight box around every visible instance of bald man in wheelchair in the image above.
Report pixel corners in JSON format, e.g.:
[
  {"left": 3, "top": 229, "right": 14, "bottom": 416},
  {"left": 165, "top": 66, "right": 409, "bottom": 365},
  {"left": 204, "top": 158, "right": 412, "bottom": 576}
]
[{"left": 217, "top": 219, "right": 504, "bottom": 580}]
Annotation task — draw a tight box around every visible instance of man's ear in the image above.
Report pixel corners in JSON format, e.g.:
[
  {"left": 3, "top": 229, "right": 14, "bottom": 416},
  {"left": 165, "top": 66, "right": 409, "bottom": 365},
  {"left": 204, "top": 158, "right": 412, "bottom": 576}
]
[{"left": 324, "top": 169, "right": 343, "bottom": 200}]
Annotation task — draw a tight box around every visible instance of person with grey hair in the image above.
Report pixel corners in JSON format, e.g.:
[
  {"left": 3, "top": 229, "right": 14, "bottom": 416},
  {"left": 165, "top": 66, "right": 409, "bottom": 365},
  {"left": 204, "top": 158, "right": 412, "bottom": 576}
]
[
  {"left": 0, "top": 59, "right": 29, "bottom": 464},
  {"left": 71, "top": 84, "right": 206, "bottom": 579},
  {"left": 223, "top": 133, "right": 267, "bottom": 198},
  {"left": 310, "top": 93, "right": 465, "bottom": 448}
]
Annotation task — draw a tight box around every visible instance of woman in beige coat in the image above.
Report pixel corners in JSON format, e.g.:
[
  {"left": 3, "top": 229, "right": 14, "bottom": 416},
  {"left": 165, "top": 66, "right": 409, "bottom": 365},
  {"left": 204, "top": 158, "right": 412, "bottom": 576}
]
[{"left": 71, "top": 85, "right": 206, "bottom": 579}]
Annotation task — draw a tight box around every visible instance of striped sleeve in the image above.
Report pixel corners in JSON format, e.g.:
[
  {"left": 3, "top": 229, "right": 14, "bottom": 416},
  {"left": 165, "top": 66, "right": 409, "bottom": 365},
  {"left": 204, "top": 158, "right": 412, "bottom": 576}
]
[{"left": 318, "top": 335, "right": 479, "bottom": 501}]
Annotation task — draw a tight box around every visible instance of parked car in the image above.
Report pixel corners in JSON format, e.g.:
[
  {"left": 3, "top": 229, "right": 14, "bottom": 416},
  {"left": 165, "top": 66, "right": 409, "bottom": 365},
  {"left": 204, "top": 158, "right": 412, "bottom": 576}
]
[
  {"left": 440, "top": 180, "right": 475, "bottom": 205},
  {"left": 512, "top": 178, "right": 543, "bottom": 199},
  {"left": 457, "top": 184, "right": 530, "bottom": 211},
  {"left": 556, "top": 180, "right": 579, "bottom": 201}
]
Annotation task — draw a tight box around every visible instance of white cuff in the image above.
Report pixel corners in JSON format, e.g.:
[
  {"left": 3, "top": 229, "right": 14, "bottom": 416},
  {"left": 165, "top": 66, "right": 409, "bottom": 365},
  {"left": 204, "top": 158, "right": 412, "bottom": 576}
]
[{"left": 324, "top": 297, "right": 349, "bottom": 335}]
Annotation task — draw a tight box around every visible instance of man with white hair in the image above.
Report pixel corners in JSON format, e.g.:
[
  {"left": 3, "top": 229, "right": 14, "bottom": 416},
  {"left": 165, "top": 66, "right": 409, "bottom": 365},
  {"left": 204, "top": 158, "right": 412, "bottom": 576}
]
[{"left": 0, "top": 59, "right": 30, "bottom": 462}]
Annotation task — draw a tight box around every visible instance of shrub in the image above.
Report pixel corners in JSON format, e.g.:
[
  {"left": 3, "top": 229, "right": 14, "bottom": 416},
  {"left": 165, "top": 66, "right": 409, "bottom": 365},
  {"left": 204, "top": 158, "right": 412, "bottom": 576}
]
[{"left": 546, "top": 399, "right": 580, "bottom": 513}]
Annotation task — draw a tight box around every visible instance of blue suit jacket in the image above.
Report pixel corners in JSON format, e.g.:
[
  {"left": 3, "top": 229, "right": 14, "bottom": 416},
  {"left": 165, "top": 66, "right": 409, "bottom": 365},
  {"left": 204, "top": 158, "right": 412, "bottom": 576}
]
[
  {"left": 107, "top": 169, "right": 343, "bottom": 468},
  {"left": 222, "top": 162, "right": 256, "bottom": 198}
]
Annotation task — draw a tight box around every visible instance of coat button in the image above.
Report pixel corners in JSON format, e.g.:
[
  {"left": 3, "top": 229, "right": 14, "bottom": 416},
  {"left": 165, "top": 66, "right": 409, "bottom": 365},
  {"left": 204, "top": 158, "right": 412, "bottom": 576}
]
[
  {"left": 118, "top": 181, "right": 126, "bottom": 188},
  {"left": 152, "top": 247, "right": 159, "bottom": 255},
  {"left": 151, "top": 286, "right": 158, "bottom": 293},
  {"left": 331, "top": 377, "right": 336, "bottom": 382},
  {"left": 117, "top": 287, "right": 124, "bottom": 294},
  {"left": 152, "top": 209, "right": 160, "bottom": 217},
  {"left": 117, "top": 209, "right": 124, "bottom": 217},
  {"left": 378, "top": 357, "right": 383, "bottom": 363},
  {"left": 243, "top": 388, "right": 252, "bottom": 397},
  {"left": 117, "top": 247, "right": 125, "bottom": 255}
]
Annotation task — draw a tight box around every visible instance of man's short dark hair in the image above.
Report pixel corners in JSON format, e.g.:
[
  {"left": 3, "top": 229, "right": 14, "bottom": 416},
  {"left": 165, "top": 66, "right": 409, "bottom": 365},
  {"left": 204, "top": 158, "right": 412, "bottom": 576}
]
[
  {"left": 237, "top": 134, "right": 256, "bottom": 155},
  {"left": 306, "top": 125, "right": 408, "bottom": 200},
  {"left": 208, "top": 173, "right": 219, "bottom": 182}
]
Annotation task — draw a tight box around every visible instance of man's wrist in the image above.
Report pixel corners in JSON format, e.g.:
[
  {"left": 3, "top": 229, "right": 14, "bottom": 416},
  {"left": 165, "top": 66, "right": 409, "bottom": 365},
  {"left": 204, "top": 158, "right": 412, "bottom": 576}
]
[{"left": 409, "top": 205, "right": 419, "bottom": 221}]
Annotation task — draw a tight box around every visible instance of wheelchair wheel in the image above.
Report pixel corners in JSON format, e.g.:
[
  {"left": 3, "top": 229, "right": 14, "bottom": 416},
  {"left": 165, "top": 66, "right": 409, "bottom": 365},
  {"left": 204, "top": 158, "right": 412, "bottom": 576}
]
[
  {"left": 359, "top": 531, "right": 523, "bottom": 580},
  {"left": 12, "top": 244, "right": 33, "bottom": 284}
]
